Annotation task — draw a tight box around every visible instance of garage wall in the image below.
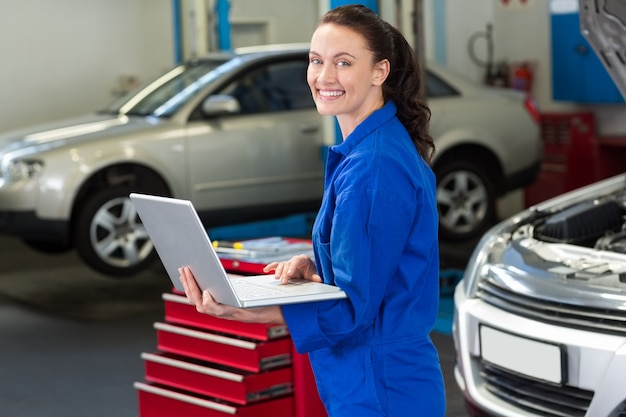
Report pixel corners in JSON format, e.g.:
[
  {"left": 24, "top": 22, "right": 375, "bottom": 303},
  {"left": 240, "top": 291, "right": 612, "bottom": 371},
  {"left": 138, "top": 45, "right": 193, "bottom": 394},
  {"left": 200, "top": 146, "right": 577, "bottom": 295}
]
[
  {"left": 228, "top": 1, "right": 318, "bottom": 47},
  {"left": 493, "top": 0, "right": 626, "bottom": 136},
  {"left": 178, "top": 0, "right": 319, "bottom": 58},
  {"left": 439, "top": 0, "right": 626, "bottom": 136},
  {"left": 1, "top": 0, "right": 624, "bottom": 137},
  {"left": 0, "top": 0, "right": 174, "bottom": 133},
  {"left": 439, "top": 1, "right": 495, "bottom": 85},
  {"left": 0, "top": 0, "right": 323, "bottom": 135}
]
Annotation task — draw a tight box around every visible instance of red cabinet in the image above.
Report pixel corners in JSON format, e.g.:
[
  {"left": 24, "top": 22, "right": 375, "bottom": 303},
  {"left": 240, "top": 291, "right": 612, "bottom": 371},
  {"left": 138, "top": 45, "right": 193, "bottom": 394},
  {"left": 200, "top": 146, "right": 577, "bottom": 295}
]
[
  {"left": 525, "top": 112, "right": 626, "bottom": 207},
  {"left": 135, "top": 250, "right": 326, "bottom": 417}
]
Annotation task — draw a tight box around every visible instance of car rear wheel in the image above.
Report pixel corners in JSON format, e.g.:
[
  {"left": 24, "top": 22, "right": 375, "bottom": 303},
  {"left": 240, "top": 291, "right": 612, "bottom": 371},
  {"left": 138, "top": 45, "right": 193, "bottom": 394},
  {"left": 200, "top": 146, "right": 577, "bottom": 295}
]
[
  {"left": 435, "top": 160, "right": 496, "bottom": 241},
  {"left": 73, "top": 186, "right": 159, "bottom": 277}
]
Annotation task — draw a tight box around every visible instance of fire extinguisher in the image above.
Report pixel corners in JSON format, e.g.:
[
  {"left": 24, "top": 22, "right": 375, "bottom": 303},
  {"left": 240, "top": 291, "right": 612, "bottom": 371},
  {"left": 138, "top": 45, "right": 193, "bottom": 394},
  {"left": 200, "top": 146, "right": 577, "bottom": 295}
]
[{"left": 511, "top": 63, "right": 533, "bottom": 92}]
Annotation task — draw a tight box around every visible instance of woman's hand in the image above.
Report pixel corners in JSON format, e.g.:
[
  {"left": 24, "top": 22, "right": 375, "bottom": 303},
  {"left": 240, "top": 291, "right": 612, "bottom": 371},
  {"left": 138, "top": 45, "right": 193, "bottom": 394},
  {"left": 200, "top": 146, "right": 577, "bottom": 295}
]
[
  {"left": 178, "top": 266, "right": 285, "bottom": 324},
  {"left": 263, "top": 254, "right": 322, "bottom": 284}
]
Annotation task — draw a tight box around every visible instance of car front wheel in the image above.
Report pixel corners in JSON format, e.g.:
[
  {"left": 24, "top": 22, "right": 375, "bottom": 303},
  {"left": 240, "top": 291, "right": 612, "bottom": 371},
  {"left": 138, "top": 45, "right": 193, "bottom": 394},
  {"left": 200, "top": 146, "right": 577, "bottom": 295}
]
[
  {"left": 74, "top": 187, "right": 158, "bottom": 277},
  {"left": 435, "top": 160, "right": 496, "bottom": 241}
]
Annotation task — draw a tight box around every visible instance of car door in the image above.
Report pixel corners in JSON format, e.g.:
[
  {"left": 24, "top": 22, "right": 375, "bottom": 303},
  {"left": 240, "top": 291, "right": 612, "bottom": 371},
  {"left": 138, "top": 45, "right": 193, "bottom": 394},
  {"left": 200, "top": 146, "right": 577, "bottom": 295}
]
[{"left": 186, "top": 57, "right": 325, "bottom": 214}]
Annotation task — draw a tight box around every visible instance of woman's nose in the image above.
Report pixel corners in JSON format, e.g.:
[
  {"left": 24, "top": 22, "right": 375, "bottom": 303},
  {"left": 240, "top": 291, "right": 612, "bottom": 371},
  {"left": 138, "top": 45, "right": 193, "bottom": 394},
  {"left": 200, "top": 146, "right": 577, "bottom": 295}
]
[{"left": 317, "top": 64, "right": 335, "bottom": 83}]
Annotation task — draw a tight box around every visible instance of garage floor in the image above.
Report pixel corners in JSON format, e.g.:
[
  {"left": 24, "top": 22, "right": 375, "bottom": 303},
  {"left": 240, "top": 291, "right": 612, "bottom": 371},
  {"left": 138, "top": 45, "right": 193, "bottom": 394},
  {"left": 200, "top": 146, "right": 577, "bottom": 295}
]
[{"left": 0, "top": 235, "right": 470, "bottom": 417}]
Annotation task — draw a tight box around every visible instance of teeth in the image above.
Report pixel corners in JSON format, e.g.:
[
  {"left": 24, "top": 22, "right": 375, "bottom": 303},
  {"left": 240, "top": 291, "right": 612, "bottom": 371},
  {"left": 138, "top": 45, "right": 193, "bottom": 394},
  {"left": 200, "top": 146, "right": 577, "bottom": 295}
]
[{"left": 319, "top": 90, "right": 344, "bottom": 97}]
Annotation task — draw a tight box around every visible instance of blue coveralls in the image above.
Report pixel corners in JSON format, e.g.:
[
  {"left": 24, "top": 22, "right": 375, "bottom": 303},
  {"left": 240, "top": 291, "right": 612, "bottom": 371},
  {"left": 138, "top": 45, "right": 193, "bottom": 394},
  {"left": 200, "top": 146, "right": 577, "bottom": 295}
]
[{"left": 282, "top": 101, "right": 446, "bottom": 416}]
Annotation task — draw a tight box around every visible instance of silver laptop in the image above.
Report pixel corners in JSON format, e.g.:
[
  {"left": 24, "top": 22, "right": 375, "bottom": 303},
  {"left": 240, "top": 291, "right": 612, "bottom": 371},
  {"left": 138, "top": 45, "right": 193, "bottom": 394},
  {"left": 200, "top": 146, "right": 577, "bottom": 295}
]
[{"left": 129, "top": 193, "right": 347, "bottom": 308}]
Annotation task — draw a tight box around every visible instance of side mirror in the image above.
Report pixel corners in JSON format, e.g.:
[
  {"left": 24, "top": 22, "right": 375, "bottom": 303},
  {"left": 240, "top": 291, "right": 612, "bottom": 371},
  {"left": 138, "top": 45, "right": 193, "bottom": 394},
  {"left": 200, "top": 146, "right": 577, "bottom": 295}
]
[{"left": 201, "top": 95, "right": 241, "bottom": 116}]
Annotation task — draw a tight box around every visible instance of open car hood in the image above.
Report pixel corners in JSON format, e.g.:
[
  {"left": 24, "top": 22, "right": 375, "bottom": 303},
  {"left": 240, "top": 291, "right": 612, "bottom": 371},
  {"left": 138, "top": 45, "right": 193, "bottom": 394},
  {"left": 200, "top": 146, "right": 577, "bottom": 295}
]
[{"left": 579, "top": 0, "right": 626, "bottom": 98}]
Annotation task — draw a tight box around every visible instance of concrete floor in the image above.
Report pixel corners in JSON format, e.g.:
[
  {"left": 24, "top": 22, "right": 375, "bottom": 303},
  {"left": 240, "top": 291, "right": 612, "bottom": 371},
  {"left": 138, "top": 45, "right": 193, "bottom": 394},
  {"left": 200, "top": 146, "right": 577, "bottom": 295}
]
[{"left": 0, "top": 235, "right": 470, "bottom": 417}]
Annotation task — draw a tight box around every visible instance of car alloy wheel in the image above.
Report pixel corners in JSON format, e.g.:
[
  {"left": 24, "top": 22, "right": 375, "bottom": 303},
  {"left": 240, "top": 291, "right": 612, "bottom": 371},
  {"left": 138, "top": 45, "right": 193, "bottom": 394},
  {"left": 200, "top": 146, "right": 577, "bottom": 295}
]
[
  {"left": 436, "top": 160, "right": 495, "bottom": 241},
  {"left": 74, "top": 187, "right": 157, "bottom": 277}
]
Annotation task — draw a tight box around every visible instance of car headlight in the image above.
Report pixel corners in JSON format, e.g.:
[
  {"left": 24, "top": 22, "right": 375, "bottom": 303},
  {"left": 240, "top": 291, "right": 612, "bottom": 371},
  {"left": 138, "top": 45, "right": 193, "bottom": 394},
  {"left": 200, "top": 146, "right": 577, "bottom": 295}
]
[{"left": 4, "top": 159, "right": 44, "bottom": 182}]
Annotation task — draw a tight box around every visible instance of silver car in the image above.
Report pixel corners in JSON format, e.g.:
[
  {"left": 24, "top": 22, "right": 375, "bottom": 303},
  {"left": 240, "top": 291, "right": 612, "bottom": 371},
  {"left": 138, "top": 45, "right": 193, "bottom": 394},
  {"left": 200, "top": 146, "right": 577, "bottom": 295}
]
[
  {"left": 454, "top": 2, "right": 626, "bottom": 416},
  {"left": 0, "top": 43, "right": 541, "bottom": 277},
  {"left": 454, "top": 174, "right": 626, "bottom": 417}
]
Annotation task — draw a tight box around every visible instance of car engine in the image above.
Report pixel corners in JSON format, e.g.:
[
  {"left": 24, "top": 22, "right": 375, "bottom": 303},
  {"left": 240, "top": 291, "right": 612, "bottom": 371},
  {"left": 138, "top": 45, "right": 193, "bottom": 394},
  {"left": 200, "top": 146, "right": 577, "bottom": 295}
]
[{"left": 533, "top": 198, "right": 626, "bottom": 250}]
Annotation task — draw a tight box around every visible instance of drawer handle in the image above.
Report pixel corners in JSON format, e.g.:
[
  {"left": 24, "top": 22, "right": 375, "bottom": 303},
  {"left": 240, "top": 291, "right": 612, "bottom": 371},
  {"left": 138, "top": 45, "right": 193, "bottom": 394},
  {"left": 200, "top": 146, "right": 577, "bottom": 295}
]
[
  {"left": 154, "top": 322, "right": 257, "bottom": 350},
  {"left": 141, "top": 352, "right": 244, "bottom": 382},
  {"left": 162, "top": 292, "right": 192, "bottom": 305},
  {"left": 134, "top": 381, "right": 237, "bottom": 414}
]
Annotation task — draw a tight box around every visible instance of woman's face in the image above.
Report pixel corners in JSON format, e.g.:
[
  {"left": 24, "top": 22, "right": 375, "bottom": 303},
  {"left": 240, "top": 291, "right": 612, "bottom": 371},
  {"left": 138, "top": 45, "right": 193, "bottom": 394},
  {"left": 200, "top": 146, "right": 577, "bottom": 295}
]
[{"left": 307, "top": 23, "right": 388, "bottom": 135}]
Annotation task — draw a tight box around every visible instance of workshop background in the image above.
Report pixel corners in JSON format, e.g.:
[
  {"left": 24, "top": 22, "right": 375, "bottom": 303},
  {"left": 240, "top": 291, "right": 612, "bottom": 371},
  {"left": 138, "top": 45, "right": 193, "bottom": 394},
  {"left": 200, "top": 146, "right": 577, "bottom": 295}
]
[
  {"left": 1, "top": 1, "right": 625, "bottom": 417},
  {"left": 3, "top": 0, "right": 625, "bottom": 135},
  {"left": 2, "top": 0, "right": 624, "bottom": 217}
]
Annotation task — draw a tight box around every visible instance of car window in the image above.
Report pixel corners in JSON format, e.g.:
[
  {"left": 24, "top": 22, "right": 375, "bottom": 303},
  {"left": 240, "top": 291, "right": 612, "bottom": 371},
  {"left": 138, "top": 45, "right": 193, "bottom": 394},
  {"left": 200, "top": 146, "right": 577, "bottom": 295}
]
[
  {"left": 220, "top": 59, "right": 314, "bottom": 114},
  {"left": 425, "top": 70, "right": 460, "bottom": 98},
  {"left": 102, "top": 60, "right": 227, "bottom": 117}
]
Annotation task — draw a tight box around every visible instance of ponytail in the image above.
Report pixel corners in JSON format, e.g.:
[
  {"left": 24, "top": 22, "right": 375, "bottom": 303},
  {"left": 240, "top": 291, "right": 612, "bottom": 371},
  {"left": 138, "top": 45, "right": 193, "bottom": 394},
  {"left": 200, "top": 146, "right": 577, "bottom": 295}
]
[{"left": 383, "top": 23, "right": 435, "bottom": 164}]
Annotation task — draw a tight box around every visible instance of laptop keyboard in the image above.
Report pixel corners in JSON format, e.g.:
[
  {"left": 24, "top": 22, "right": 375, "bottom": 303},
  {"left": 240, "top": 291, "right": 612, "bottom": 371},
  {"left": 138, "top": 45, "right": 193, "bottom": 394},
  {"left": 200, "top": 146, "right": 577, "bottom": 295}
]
[{"left": 230, "top": 278, "right": 287, "bottom": 300}]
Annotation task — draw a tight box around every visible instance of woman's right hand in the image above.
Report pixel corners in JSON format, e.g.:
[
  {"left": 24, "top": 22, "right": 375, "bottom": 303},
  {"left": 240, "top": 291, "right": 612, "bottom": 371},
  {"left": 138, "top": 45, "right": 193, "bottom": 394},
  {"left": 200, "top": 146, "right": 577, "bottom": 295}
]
[{"left": 263, "top": 254, "right": 322, "bottom": 285}]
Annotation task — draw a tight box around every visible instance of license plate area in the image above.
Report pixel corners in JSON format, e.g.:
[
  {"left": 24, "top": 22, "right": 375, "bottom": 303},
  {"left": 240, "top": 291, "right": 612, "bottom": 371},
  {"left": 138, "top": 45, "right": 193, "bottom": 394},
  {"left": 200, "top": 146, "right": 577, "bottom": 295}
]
[{"left": 479, "top": 325, "right": 566, "bottom": 385}]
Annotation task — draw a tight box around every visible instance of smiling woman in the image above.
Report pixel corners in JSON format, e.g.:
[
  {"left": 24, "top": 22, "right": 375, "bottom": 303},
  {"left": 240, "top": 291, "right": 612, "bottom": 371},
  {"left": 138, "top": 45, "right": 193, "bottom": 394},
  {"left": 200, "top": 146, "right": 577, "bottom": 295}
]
[{"left": 178, "top": 5, "right": 446, "bottom": 417}]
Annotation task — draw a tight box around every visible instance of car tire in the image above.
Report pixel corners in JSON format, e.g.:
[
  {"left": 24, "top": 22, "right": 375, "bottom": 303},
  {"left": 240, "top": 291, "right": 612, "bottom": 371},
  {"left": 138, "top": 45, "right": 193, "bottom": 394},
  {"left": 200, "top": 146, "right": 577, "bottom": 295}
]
[
  {"left": 435, "top": 160, "right": 496, "bottom": 242},
  {"left": 73, "top": 186, "right": 159, "bottom": 277}
]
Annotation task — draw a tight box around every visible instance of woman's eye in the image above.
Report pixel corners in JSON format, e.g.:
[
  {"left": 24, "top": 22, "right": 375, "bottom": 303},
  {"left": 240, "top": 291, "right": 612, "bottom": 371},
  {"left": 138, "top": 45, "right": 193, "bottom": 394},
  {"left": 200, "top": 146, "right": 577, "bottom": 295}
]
[
  {"left": 337, "top": 60, "right": 350, "bottom": 67},
  {"left": 310, "top": 58, "right": 321, "bottom": 65}
]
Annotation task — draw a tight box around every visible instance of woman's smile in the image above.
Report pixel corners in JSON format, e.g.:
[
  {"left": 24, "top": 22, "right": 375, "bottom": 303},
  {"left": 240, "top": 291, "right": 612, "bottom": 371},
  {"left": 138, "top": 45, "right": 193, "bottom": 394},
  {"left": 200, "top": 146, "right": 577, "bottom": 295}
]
[{"left": 317, "top": 89, "right": 345, "bottom": 99}]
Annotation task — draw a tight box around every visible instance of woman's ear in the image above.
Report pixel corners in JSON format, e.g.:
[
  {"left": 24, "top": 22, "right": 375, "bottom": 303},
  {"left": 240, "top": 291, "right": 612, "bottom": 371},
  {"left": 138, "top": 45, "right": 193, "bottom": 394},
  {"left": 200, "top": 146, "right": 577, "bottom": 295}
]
[{"left": 373, "top": 59, "right": 390, "bottom": 86}]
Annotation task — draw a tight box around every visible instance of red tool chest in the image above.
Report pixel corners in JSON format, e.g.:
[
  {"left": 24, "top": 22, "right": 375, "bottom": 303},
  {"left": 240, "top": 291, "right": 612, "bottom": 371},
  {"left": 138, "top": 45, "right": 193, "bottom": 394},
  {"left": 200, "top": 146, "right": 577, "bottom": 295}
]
[
  {"left": 135, "top": 239, "right": 327, "bottom": 417},
  {"left": 524, "top": 111, "right": 626, "bottom": 207}
]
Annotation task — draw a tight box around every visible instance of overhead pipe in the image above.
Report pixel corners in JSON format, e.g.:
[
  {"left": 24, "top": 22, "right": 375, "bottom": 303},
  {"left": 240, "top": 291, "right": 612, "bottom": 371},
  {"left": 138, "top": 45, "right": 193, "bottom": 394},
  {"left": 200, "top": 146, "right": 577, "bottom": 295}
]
[
  {"left": 172, "top": 0, "right": 183, "bottom": 63},
  {"left": 433, "top": 0, "right": 446, "bottom": 65},
  {"left": 216, "top": 0, "right": 232, "bottom": 51}
]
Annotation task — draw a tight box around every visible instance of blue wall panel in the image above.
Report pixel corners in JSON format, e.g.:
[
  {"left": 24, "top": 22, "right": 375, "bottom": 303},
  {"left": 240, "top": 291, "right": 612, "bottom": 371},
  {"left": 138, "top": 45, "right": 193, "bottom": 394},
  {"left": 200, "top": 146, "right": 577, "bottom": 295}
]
[
  {"left": 330, "top": 0, "right": 378, "bottom": 13},
  {"left": 551, "top": 12, "right": 623, "bottom": 103}
]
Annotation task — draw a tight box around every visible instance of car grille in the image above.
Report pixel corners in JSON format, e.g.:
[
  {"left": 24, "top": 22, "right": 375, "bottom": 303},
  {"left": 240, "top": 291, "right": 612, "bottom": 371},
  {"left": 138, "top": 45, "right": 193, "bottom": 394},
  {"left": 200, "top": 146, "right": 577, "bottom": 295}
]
[
  {"left": 477, "top": 278, "right": 626, "bottom": 336},
  {"left": 480, "top": 363, "right": 593, "bottom": 417}
]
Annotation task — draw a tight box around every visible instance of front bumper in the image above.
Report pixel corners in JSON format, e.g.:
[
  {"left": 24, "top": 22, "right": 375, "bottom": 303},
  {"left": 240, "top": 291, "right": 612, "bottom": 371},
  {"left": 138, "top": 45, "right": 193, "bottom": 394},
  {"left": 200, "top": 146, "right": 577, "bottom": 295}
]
[
  {"left": 0, "top": 174, "right": 70, "bottom": 242},
  {"left": 453, "top": 283, "right": 626, "bottom": 417},
  {"left": 0, "top": 210, "right": 68, "bottom": 242}
]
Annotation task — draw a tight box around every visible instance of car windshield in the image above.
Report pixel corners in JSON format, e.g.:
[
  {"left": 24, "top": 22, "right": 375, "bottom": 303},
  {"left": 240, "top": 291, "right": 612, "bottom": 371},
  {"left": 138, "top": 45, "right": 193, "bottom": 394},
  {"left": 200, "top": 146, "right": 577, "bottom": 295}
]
[{"left": 100, "top": 58, "right": 233, "bottom": 118}]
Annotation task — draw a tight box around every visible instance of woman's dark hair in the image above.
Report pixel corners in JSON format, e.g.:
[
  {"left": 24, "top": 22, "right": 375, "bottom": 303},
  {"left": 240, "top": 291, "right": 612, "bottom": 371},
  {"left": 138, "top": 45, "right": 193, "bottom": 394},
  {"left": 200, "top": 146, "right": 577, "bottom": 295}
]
[{"left": 320, "top": 4, "right": 435, "bottom": 164}]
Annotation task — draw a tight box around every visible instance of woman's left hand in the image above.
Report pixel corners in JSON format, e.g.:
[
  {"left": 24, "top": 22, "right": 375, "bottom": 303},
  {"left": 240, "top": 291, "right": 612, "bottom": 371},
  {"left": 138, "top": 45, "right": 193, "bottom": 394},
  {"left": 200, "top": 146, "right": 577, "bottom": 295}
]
[{"left": 178, "top": 266, "right": 285, "bottom": 324}]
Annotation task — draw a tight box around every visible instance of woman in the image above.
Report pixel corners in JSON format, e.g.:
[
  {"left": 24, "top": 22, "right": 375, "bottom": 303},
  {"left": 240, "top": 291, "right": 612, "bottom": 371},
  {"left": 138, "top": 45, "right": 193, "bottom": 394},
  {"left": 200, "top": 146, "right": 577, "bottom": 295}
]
[{"left": 179, "top": 4, "right": 445, "bottom": 416}]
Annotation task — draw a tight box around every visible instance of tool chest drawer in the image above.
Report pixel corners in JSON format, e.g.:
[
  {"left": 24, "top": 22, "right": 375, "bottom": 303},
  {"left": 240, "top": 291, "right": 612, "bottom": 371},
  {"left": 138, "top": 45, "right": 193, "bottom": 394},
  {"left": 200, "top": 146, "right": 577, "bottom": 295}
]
[
  {"left": 135, "top": 381, "right": 294, "bottom": 417},
  {"left": 141, "top": 352, "right": 293, "bottom": 405},
  {"left": 163, "top": 292, "right": 289, "bottom": 341},
  {"left": 154, "top": 322, "right": 292, "bottom": 373}
]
